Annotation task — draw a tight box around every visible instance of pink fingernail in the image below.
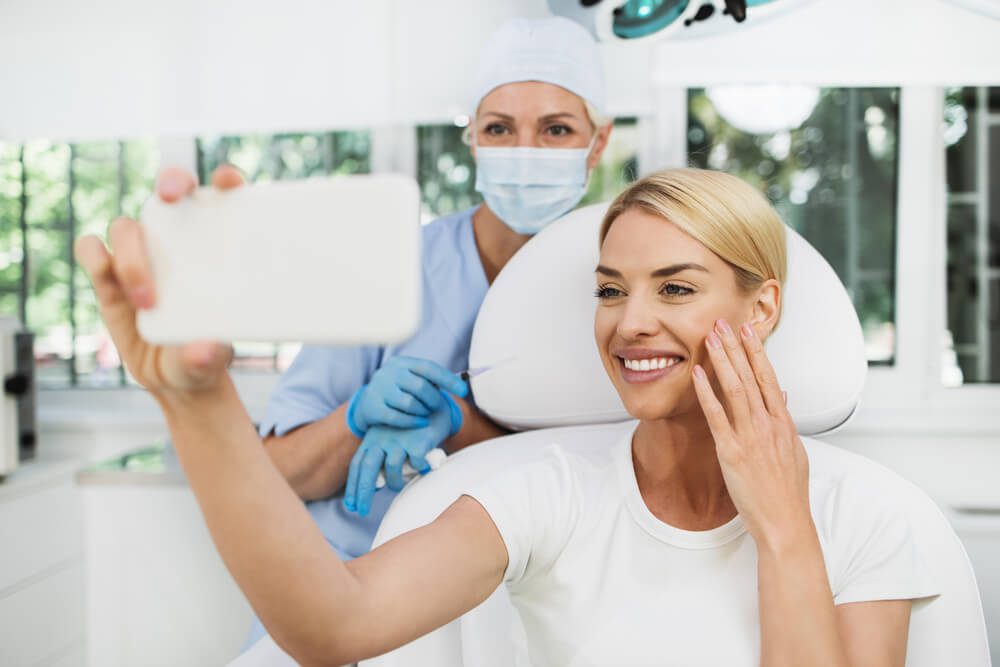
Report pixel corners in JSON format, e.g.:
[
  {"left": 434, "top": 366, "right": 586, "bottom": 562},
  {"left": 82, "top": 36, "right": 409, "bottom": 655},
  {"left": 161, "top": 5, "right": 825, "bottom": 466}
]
[
  {"left": 693, "top": 364, "right": 706, "bottom": 380},
  {"left": 741, "top": 323, "right": 754, "bottom": 338},
  {"left": 132, "top": 285, "right": 153, "bottom": 309},
  {"left": 706, "top": 332, "right": 722, "bottom": 349},
  {"left": 715, "top": 319, "right": 732, "bottom": 336}
]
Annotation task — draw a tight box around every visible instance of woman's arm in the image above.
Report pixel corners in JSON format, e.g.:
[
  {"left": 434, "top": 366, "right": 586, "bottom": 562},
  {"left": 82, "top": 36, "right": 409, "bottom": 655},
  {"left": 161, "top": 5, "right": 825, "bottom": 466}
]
[
  {"left": 836, "top": 600, "right": 912, "bottom": 666},
  {"left": 755, "top": 529, "right": 909, "bottom": 666},
  {"left": 75, "top": 167, "right": 508, "bottom": 666},
  {"left": 165, "top": 381, "right": 507, "bottom": 665}
]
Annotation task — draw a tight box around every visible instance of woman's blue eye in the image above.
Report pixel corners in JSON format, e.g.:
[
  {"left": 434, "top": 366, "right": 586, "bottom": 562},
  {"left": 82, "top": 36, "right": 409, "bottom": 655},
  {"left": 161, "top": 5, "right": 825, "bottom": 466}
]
[
  {"left": 547, "top": 124, "right": 572, "bottom": 136},
  {"left": 662, "top": 283, "right": 694, "bottom": 297},
  {"left": 485, "top": 123, "right": 509, "bottom": 135},
  {"left": 594, "top": 285, "right": 623, "bottom": 299}
]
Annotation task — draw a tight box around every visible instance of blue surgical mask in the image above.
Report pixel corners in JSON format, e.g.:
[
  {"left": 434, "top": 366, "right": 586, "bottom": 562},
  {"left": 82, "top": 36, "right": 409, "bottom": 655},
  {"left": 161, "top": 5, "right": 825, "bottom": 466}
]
[{"left": 474, "top": 139, "right": 594, "bottom": 235}]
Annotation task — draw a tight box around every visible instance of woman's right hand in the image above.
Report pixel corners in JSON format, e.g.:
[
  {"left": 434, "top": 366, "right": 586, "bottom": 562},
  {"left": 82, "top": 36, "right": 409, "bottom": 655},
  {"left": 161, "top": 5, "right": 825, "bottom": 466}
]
[{"left": 75, "top": 165, "right": 244, "bottom": 398}]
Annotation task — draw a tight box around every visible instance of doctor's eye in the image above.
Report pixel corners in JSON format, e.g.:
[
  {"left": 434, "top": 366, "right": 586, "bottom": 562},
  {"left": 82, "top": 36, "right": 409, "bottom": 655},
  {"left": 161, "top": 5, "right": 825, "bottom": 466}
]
[
  {"left": 661, "top": 283, "right": 694, "bottom": 297},
  {"left": 545, "top": 123, "right": 574, "bottom": 137},
  {"left": 484, "top": 123, "right": 511, "bottom": 136},
  {"left": 594, "top": 285, "right": 624, "bottom": 299}
]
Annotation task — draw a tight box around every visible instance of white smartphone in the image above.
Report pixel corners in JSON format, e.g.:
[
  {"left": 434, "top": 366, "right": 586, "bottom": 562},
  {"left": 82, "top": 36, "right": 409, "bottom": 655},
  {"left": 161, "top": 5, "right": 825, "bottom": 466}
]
[{"left": 137, "top": 174, "right": 421, "bottom": 345}]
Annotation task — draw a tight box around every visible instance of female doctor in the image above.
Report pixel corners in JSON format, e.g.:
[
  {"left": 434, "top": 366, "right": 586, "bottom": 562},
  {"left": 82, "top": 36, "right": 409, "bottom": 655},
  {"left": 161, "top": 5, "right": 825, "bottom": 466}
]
[{"left": 148, "top": 15, "right": 613, "bottom": 640}]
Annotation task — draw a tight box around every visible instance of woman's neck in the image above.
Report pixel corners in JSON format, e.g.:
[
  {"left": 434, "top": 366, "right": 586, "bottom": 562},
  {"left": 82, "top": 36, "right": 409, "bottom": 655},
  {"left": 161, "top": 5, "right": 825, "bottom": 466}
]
[
  {"left": 471, "top": 203, "right": 532, "bottom": 285},
  {"left": 631, "top": 415, "right": 737, "bottom": 531}
]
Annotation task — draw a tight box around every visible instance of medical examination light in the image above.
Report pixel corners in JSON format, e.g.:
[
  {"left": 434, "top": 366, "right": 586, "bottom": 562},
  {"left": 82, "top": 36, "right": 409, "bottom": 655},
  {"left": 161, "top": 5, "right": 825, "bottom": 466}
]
[{"left": 547, "top": 0, "right": 814, "bottom": 42}]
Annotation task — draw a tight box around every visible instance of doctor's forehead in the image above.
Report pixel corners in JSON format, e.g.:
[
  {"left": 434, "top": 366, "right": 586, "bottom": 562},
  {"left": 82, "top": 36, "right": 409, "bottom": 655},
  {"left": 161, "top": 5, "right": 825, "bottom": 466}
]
[
  {"left": 477, "top": 81, "right": 588, "bottom": 119},
  {"left": 599, "top": 210, "right": 716, "bottom": 271}
]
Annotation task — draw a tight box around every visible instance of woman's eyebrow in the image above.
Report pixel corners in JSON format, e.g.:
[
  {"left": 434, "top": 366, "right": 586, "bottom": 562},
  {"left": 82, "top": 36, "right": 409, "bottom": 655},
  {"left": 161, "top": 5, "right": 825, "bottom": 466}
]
[
  {"left": 595, "top": 263, "right": 709, "bottom": 278},
  {"left": 651, "top": 263, "right": 709, "bottom": 278},
  {"left": 595, "top": 265, "right": 622, "bottom": 278}
]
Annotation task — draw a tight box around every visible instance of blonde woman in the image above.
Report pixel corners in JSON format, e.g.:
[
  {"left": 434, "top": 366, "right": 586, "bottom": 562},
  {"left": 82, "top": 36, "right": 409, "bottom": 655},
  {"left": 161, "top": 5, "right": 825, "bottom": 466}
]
[{"left": 77, "top": 168, "right": 933, "bottom": 665}]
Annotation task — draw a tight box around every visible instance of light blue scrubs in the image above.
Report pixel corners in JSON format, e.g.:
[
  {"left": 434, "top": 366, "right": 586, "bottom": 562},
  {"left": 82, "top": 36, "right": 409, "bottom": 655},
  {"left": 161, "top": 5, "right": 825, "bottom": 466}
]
[{"left": 244, "top": 206, "right": 489, "bottom": 646}]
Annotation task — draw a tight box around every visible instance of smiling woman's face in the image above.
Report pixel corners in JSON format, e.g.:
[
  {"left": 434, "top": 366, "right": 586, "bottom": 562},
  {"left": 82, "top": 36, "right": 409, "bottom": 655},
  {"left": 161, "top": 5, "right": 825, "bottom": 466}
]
[{"left": 594, "top": 207, "right": 775, "bottom": 422}]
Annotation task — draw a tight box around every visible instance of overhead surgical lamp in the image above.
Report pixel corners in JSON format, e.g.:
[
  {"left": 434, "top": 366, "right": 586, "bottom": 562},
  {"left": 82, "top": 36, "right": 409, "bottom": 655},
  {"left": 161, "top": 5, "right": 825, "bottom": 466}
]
[{"left": 547, "top": 0, "right": 814, "bottom": 42}]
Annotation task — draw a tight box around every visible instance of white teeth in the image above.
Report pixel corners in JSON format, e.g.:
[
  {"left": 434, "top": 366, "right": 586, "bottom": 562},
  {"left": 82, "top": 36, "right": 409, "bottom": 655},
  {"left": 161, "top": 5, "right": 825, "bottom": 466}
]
[{"left": 623, "top": 356, "right": 682, "bottom": 372}]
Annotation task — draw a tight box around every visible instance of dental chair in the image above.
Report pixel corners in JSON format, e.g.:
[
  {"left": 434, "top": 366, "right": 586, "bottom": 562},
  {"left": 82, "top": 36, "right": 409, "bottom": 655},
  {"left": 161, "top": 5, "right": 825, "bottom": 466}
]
[{"left": 360, "top": 204, "right": 991, "bottom": 667}]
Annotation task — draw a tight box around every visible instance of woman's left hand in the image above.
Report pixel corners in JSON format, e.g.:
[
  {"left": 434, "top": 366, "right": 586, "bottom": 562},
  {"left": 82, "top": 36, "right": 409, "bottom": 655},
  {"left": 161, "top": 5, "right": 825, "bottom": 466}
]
[{"left": 691, "top": 319, "right": 813, "bottom": 554}]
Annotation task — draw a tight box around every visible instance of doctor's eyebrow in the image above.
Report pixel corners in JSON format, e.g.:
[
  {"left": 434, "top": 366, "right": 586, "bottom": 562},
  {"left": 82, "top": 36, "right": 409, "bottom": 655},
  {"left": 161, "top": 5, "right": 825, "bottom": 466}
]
[
  {"left": 479, "top": 111, "right": 584, "bottom": 122},
  {"left": 595, "top": 263, "right": 710, "bottom": 279}
]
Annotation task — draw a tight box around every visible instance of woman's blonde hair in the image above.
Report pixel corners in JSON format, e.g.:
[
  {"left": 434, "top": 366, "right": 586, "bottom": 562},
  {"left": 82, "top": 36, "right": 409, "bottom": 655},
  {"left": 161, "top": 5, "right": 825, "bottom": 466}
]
[{"left": 600, "top": 168, "right": 787, "bottom": 296}]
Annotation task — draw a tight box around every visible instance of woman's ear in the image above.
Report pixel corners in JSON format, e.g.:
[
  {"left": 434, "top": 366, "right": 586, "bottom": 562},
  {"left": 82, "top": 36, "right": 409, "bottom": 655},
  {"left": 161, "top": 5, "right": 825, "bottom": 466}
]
[
  {"left": 749, "top": 279, "right": 781, "bottom": 339},
  {"left": 587, "top": 122, "right": 614, "bottom": 170}
]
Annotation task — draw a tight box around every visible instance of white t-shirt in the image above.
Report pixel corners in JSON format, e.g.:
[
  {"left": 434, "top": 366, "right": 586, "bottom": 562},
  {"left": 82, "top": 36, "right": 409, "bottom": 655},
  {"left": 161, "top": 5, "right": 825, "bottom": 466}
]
[{"left": 465, "top": 425, "right": 938, "bottom": 667}]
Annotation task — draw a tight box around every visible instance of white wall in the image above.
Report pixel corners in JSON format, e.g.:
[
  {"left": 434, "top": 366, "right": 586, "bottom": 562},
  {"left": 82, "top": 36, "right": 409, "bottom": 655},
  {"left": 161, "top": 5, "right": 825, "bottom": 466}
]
[{"left": 0, "top": 0, "right": 654, "bottom": 142}]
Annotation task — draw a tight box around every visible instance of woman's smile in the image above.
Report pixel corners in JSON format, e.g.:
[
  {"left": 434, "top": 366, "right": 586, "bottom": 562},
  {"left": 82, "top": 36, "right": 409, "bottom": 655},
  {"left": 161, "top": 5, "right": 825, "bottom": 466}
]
[{"left": 616, "top": 348, "right": 687, "bottom": 384}]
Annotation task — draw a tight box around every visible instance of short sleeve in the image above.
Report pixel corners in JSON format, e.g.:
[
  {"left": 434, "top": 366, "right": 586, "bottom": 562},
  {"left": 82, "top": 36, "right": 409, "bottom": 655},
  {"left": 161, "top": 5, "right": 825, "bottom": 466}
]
[
  {"left": 463, "top": 446, "right": 581, "bottom": 589},
  {"left": 258, "top": 344, "right": 381, "bottom": 437},
  {"left": 826, "top": 477, "right": 939, "bottom": 606}
]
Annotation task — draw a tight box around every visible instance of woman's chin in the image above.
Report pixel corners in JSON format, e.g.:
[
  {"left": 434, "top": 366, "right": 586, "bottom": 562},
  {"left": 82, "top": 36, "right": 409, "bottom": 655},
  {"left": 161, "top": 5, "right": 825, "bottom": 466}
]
[{"left": 621, "top": 395, "right": 683, "bottom": 422}]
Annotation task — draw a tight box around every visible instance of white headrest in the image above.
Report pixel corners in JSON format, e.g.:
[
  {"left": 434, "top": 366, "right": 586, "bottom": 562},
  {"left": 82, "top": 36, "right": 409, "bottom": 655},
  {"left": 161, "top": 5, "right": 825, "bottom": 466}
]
[{"left": 469, "top": 203, "right": 867, "bottom": 436}]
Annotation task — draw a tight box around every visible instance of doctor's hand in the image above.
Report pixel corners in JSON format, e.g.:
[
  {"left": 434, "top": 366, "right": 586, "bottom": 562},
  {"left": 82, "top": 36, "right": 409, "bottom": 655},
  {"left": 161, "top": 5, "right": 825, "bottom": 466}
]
[
  {"left": 74, "top": 166, "right": 244, "bottom": 397},
  {"left": 344, "top": 393, "right": 462, "bottom": 516},
  {"left": 691, "top": 319, "right": 812, "bottom": 554},
  {"left": 346, "top": 356, "right": 468, "bottom": 435}
]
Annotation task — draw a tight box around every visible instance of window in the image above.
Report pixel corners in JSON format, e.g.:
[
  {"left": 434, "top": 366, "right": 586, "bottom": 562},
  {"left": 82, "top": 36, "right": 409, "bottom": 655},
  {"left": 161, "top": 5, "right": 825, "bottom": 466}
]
[
  {"left": 943, "top": 87, "right": 1000, "bottom": 385},
  {"left": 0, "top": 131, "right": 374, "bottom": 388},
  {"left": 0, "top": 139, "right": 159, "bottom": 388},
  {"left": 688, "top": 87, "right": 900, "bottom": 364},
  {"left": 196, "top": 130, "right": 372, "bottom": 372},
  {"left": 581, "top": 117, "right": 639, "bottom": 207},
  {"left": 417, "top": 118, "right": 640, "bottom": 222},
  {"left": 417, "top": 124, "right": 480, "bottom": 222},
  {"left": 198, "top": 131, "right": 370, "bottom": 184}
]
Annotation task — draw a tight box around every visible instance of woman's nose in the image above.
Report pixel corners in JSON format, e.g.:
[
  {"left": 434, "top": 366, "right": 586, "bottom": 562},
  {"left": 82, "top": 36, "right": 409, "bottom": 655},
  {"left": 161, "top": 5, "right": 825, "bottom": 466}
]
[{"left": 617, "top": 295, "right": 660, "bottom": 341}]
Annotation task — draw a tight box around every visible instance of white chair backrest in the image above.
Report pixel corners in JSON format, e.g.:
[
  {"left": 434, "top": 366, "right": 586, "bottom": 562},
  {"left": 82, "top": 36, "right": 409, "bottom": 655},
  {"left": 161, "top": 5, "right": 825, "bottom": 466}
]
[
  {"left": 468, "top": 203, "right": 867, "bottom": 435},
  {"left": 362, "top": 203, "right": 989, "bottom": 667}
]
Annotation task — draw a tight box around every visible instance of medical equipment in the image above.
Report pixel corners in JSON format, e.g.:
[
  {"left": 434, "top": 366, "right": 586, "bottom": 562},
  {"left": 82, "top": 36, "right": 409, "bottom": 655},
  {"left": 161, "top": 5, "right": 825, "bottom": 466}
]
[
  {"left": 459, "top": 359, "right": 511, "bottom": 383},
  {"left": 0, "top": 316, "right": 35, "bottom": 480},
  {"left": 137, "top": 175, "right": 421, "bottom": 345},
  {"left": 375, "top": 447, "right": 447, "bottom": 490},
  {"left": 547, "top": 0, "right": 813, "bottom": 42}
]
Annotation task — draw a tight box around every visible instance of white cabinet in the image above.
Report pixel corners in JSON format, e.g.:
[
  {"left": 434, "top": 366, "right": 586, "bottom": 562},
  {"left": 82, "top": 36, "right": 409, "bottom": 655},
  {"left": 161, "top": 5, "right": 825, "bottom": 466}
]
[
  {"left": 0, "top": 457, "right": 84, "bottom": 666},
  {"left": 80, "top": 466, "right": 254, "bottom": 667}
]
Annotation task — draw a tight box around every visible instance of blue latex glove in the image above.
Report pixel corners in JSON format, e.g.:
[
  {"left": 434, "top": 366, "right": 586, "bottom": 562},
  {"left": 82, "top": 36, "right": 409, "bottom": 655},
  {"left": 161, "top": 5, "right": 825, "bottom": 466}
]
[
  {"left": 345, "top": 356, "right": 468, "bottom": 436},
  {"left": 344, "top": 391, "right": 462, "bottom": 516}
]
